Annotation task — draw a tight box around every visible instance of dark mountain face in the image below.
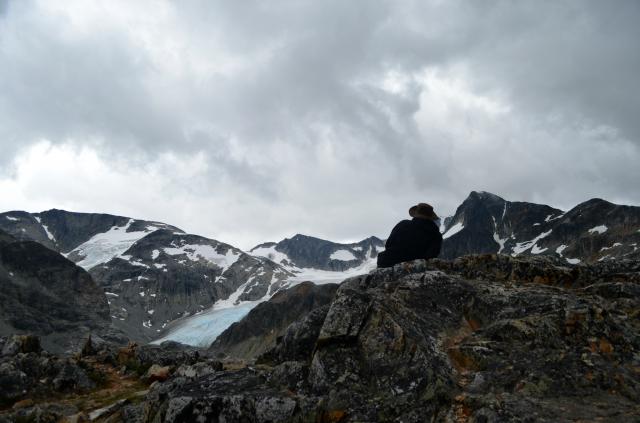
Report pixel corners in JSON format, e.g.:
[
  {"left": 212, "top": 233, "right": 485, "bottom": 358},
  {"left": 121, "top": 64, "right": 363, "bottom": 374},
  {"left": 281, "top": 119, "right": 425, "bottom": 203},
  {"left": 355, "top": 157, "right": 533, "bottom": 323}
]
[
  {"left": 251, "top": 234, "right": 385, "bottom": 271},
  {"left": 0, "top": 211, "right": 57, "bottom": 250},
  {"left": 89, "top": 230, "right": 292, "bottom": 343},
  {"left": 441, "top": 191, "right": 640, "bottom": 263},
  {"left": 0, "top": 229, "right": 113, "bottom": 354}
]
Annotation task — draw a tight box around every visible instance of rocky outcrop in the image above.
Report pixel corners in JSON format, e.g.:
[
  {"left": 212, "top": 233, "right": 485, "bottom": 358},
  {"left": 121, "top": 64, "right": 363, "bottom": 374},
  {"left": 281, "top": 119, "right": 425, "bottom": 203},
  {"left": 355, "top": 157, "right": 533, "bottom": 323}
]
[
  {"left": 210, "top": 282, "right": 338, "bottom": 359},
  {"left": 0, "top": 229, "right": 115, "bottom": 354},
  {"left": 441, "top": 191, "right": 640, "bottom": 264},
  {"left": 0, "top": 334, "right": 209, "bottom": 422},
  {"left": 130, "top": 255, "right": 640, "bottom": 422},
  {"left": 251, "top": 234, "right": 385, "bottom": 271},
  {"left": 0, "top": 335, "right": 98, "bottom": 408}
]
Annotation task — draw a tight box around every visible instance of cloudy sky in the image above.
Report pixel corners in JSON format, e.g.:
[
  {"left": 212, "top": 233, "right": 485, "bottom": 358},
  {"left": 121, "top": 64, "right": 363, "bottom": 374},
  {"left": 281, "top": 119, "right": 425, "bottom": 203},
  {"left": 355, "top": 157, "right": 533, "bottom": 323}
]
[{"left": 1, "top": 0, "right": 639, "bottom": 249}]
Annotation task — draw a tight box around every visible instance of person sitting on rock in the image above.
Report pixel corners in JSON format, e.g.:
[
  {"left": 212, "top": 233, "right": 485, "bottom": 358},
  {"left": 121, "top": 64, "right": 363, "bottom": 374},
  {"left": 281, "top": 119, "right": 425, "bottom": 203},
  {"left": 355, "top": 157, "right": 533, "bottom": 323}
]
[{"left": 377, "top": 203, "right": 443, "bottom": 268}]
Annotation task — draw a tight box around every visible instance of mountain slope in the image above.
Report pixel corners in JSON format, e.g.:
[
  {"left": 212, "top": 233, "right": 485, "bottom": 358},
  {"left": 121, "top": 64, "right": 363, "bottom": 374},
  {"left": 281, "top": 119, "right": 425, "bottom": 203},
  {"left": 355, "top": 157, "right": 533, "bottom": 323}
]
[
  {"left": 0, "top": 229, "right": 116, "bottom": 353},
  {"left": 441, "top": 191, "right": 640, "bottom": 263},
  {"left": 90, "top": 230, "right": 292, "bottom": 342}
]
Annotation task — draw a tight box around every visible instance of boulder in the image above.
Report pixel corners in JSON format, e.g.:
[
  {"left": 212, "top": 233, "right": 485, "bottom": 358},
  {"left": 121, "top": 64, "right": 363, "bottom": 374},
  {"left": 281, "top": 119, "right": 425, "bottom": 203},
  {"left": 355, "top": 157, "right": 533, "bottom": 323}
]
[
  {"left": 143, "top": 364, "right": 171, "bottom": 383},
  {"left": 1, "top": 334, "right": 41, "bottom": 356}
]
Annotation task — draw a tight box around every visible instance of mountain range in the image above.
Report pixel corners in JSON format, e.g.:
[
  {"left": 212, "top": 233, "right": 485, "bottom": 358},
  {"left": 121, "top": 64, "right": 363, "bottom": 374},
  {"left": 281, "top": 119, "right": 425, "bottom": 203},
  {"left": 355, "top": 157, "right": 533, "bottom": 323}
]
[
  {"left": 440, "top": 191, "right": 640, "bottom": 263},
  {"left": 1, "top": 191, "right": 639, "bottom": 349}
]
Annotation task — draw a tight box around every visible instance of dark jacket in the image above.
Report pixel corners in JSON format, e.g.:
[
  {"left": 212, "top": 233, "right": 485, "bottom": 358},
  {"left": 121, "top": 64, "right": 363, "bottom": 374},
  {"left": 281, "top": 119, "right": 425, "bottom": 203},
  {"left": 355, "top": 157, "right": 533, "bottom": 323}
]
[{"left": 377, "top": 217, "right": 442, "bottom": 268}]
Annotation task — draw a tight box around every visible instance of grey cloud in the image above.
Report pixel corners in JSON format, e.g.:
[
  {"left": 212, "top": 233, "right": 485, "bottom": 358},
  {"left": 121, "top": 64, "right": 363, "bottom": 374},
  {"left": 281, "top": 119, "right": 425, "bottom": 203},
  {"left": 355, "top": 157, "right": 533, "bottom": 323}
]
[{"left": 0, "top": 0, "right": 639, "bottom": 246}]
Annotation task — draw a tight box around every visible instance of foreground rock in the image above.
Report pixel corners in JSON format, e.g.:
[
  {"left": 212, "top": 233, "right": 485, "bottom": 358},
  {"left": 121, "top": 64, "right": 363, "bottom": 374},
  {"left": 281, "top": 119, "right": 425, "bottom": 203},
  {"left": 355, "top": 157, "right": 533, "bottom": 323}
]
[
  {"left": 0, "top": 335, "right": 208, "bottom": 422},
  {"left": 134, "top": 255, "right": 640, "bottom": 422},
  {"left": 209, "top": 281, "right": 338, "bottom": 359}
]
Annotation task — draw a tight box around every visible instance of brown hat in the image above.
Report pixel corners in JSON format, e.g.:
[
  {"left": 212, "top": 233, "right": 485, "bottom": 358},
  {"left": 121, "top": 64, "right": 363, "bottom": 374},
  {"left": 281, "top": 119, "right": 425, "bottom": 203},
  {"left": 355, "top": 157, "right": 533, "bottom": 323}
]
[{"left": 409, "top": 203, "right": 438, "bottom": 220}]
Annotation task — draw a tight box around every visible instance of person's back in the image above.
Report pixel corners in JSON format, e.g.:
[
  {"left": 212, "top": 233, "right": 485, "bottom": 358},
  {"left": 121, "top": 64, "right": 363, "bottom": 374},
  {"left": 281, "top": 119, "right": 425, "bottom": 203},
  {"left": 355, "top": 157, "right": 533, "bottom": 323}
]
[{"left": 377, "top": 203, "right": 442, "bottom": 268}]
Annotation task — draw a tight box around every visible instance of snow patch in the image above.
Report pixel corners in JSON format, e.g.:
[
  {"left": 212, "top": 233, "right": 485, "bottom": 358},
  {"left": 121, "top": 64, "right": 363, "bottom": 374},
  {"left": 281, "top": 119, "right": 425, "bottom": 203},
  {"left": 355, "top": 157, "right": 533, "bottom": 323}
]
[
  {"left": 164, "top": 244, "right": 240, "bottom": 272},
  {"left": 71, "top": 219, "right": 159, "bottom": 270},
  {"left": 512, "top": 230, "right": 552, "bottom": 255},
  {"left": 34, "top": 217, "right": 56, "bottom": 242},
  {"left": 555, "top": 245, "right": 568, "bottom": 256},
  {"left": 545, "top": 213, "right": 565, "bottom": 222},
  {"left": 600, "top": 243, "right": 622, "bottom": 252},
  {"left": 251, "top": 245, "right": 292, "bottom": 266},
  {"left": 531, "top": 245, "right": 548, "bottom": 254},
  {"left": 443, "top": 222, "right": 464, "bottom": 239},
  {"left": 588, "top": 225, "right": 608, "bottom": 235},
  {"left": 105, "top": 292, "right": 119, "bottom": 297},
  {"left": 493, "top": 233, "right": 508, "bottom": 254},
  {"left": 566, "top": 258, "right": 581, "bottom": 264},
  {"left": 329, "top": 249, "right": 357, "bottom": 261},
  {"left": 4, "top": 216, "right": 18, "bottom": 221},
  {"left": 151, "top": 249, "right": 160, "bottom": 260}
]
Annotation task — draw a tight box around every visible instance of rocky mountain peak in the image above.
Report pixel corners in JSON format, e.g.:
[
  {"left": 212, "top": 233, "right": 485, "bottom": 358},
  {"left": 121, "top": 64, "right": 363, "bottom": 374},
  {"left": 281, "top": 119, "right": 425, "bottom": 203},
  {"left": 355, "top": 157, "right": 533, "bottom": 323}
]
[{"left": 251, "top": 233, "right": 384, "bottom": 272}]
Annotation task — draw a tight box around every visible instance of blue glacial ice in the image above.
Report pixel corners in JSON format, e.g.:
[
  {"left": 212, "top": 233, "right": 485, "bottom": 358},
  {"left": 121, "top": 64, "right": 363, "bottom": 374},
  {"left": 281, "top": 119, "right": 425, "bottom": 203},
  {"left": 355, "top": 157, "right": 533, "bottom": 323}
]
[{"left": 151, "top": 301, "right": 258, "bottom": 348}]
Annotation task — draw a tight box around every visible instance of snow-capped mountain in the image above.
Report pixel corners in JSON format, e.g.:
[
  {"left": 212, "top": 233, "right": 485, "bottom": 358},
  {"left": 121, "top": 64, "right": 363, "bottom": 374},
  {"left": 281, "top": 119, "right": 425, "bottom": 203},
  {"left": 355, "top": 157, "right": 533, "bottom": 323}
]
[
  {"left": 251, "top": 234, "right": 385, "bottom": 271},
  {"left": 0, "top": 209, "right": 180, "bottom": 264},
  {"left": 441, "top": 191, "right": 640, "bottom": 263},
  {"left": 0, "top": 210, "right": 293, "bottom": 343},
  {"left": 90, "top": 230, "right": 292, "bottom": 342}
]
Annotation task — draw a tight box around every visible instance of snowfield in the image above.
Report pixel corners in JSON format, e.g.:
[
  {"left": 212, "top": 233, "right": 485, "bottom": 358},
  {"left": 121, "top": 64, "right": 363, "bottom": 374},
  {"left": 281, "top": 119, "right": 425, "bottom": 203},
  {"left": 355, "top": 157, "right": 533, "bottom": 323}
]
[
  {"left": 72, "top": 220, "right": 162, "bottom": 270},
  {"left": 163, "top": 243, "right": 240, "bottom": 273},
  {"left": 329, "top": 249, "right": 357, "bottom": 261}
]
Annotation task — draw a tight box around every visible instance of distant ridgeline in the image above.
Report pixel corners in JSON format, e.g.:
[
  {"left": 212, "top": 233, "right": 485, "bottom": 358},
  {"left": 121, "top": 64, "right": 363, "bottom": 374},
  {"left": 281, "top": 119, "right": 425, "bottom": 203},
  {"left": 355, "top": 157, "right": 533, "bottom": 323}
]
[{"left": 1, "top": 191, "right": 639, "bottom": 348}]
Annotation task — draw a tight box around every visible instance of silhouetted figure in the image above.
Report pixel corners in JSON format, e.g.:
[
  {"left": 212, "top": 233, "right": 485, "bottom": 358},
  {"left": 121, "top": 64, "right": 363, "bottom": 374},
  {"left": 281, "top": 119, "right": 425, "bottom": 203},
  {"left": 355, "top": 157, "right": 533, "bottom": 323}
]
[{"left": 377, "top": 203, "right": 442, "bottom": 268}]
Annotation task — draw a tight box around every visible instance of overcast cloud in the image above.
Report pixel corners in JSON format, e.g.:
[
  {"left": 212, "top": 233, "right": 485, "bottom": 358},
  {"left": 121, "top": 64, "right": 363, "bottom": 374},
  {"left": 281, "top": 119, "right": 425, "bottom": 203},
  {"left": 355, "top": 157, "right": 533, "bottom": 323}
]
[{"left": 1, "top": 0, "right": 639, "bottom": 249}]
